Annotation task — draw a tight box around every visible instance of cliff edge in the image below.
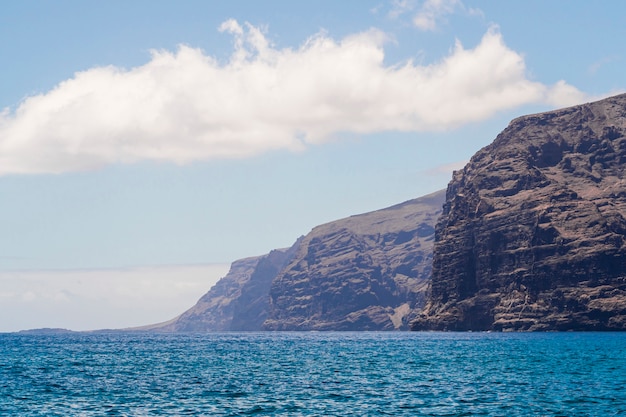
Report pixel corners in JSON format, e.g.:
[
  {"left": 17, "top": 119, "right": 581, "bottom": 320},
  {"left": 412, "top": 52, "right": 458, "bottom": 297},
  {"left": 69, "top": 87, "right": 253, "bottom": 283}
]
[
  {"left": 413, "top": 93, "right": 626, "bottom": 331},
  {"left": 264, "top": 190, "right": 444, "bottom": 330}
]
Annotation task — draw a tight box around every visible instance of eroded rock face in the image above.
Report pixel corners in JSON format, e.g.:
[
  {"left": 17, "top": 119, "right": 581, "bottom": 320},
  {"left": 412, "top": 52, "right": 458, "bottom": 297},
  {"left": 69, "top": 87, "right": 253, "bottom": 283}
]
[
  {"left": 229, "top": 244, "right": 301, "bottom": 330},
  {"left": 150, "top": 246, "right": 298, "bottom": 332},
  {"left": 263, "top": 190, "right": 445, "bottom": 330},
  {"left": 146, "top": 190, "right": 444, "bottom": 332},
  {"left": 412, "top": 93, "right": 626, "bottom": 331}
]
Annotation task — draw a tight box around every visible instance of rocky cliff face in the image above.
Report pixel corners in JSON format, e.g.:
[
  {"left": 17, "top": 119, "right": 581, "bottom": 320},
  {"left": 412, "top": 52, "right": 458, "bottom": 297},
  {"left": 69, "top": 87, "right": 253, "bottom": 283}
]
[
  {"left": 412, "top": 93, "right": 626, "bottom": 331},
  {"left": 264, "top": 190, "right": 444, "bottom": 330},
  {"left": 149, "top": 246, "right": 298, "bottom": 332},
  {"left": 147, "top": 190, "right": 444, "bottom": 332}
]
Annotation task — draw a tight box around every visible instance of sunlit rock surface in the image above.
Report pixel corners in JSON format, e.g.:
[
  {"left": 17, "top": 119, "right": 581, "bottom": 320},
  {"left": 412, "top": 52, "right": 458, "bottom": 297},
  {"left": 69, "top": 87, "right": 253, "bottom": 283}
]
[{"left": 413, "top": 93, "right": 626, "bottom": 331}]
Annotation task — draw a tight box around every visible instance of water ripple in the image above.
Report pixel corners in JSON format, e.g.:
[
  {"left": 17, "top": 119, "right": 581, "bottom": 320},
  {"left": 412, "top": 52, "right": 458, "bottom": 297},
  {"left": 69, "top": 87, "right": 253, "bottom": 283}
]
[{"left": 1, "top": 332, "right": 625, "bottom": 416}]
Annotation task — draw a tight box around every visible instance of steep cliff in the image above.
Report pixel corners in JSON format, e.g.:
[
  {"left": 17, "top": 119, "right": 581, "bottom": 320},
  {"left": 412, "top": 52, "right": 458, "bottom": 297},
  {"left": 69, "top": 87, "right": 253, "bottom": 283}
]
[
  {"left": 413, "top": 93, "right": 626, "bottom": 331},
  {"left": 149, "top": 246, "right": 298, "bottom": 332},
  {"left": 147, "top": 190, "right": 444, "bottom": 331},
  {"left": 264, "top": 190, "right": 445, "bottom": 330}
]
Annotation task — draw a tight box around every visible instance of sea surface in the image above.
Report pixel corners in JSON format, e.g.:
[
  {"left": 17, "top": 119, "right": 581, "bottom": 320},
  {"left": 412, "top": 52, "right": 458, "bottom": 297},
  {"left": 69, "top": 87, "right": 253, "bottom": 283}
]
[{"left": 1, "top": 332, "right": 625, "bottom": 416}]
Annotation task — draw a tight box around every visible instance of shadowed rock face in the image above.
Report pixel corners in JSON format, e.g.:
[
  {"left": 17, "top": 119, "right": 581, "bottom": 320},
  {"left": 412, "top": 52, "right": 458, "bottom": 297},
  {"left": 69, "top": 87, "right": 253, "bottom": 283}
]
[
  {"left": 229, "top": 244, "right": 302, "bottom": 330},
  {"left": 412, "top": 93, "right": 626, "bottom": 331},
  {"left": 150, "top": 246, "right": 299, "bottom": 332},
  {"left": 263, "top": 190, "right": 445, "bottom": 330}
]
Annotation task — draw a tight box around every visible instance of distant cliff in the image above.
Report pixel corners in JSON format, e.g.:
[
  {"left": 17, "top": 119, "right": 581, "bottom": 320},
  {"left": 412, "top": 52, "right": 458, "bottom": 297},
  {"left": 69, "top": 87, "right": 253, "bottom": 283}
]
[
  {"left": 147, "top": 190, "right": 444, "bottom": 331},
  {"left": 146, "top": 246, "right": 298, "bottom": 332},
  {"left": 413, "top": 93, "right": 626, "bottom": 331},
  {"left": 264, "top": 190, "right": 444, "bottom": 330}
]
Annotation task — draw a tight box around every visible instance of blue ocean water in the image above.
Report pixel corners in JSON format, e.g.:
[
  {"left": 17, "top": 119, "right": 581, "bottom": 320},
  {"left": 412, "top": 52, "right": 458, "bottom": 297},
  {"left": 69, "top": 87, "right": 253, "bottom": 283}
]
[{"left": 1, "top": 332, "right": 625, "bottom": 416}]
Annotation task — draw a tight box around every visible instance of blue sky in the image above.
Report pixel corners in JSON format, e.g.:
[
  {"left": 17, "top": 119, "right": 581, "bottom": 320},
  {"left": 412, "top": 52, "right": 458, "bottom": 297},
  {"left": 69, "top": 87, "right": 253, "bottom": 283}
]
[{"left": 1, "top": 1, "right": 624, "bottom": 331}]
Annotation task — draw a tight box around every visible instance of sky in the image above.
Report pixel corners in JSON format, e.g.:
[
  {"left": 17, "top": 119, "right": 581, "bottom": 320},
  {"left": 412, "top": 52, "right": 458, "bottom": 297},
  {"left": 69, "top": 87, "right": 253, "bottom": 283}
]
[{"left": 1, "top": 1, "right": 625, "bottom": 332}]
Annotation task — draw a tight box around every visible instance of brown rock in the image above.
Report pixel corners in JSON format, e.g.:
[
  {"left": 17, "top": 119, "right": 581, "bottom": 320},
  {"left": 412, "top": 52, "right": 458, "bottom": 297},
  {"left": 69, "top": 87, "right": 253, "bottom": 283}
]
[
  {"left": 412, "top": 93, "right": 626, "bottom": 331},
  {"left": 143, "top": 191, "right": 444, "bottom": 332},
  {"left": 264, "top": 190, "right": 444, "bottom": 330},
  {"left": 146, "top": 245, "right": 299, "bottom": 332}
]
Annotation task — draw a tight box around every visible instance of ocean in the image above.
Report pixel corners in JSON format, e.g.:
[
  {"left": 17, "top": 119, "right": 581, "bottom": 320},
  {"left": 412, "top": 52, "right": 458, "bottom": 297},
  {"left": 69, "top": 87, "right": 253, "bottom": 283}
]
[{"left": 1, "top": 332, "right": 624, "bottom": 416}]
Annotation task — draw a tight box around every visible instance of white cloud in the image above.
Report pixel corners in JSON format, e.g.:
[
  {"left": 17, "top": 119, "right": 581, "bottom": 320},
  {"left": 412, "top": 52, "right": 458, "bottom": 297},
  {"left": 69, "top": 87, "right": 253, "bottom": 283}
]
[
  {"left": 544, "top": 80, "right": 589, "bottom": 107},
  {"left": 413, "top": 0, "right": 462, "bottom": 31},
  {"left": 0, "top": 264, "right": 230, "bottom": 332},
  {"left": 0, "top": 21, "right": 586, "bottom": 175},
  {"left": 389, "top": 0, "right": 483, "bottom": 31},
  {"left": 388, "top": 0, "right": 418, "bottom": 19},
  {"left": 387, "top": 0, "right": 485, "bottom": 26}
]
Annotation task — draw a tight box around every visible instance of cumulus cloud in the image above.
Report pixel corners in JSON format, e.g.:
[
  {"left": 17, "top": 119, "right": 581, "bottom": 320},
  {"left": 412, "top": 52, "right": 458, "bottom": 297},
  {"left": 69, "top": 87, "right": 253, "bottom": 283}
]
[
  {"left": 544, "top": 80, "right": 589, "bottom": 107},
  {"left": 0, "top": 21, "right": 586, "bottom": 175}
]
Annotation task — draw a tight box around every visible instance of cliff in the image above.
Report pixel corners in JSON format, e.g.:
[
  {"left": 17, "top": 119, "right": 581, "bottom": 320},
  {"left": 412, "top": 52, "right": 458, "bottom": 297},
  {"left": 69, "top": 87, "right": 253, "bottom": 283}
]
[
  {"left": 147, "top": 190, "right": 444, "bottom": 331},
  {"left": 148, "top": 246, "right": 298, "bottom": 332},
  {"left": 412, "top": 93, "right": 626, "bottom": 331},
  {"left": 264, "top": 190, "right": 444, "bottom": 330}
]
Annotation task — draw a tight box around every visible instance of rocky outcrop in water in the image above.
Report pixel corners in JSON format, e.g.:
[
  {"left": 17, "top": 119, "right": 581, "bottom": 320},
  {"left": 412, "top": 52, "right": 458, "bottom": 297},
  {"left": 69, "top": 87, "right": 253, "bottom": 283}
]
[
  {"left": 412, "top": 93, "right": 626, "bottom": 331},
  {"left": 264, "top": 190, "right": 444, "bottom": 330}
]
